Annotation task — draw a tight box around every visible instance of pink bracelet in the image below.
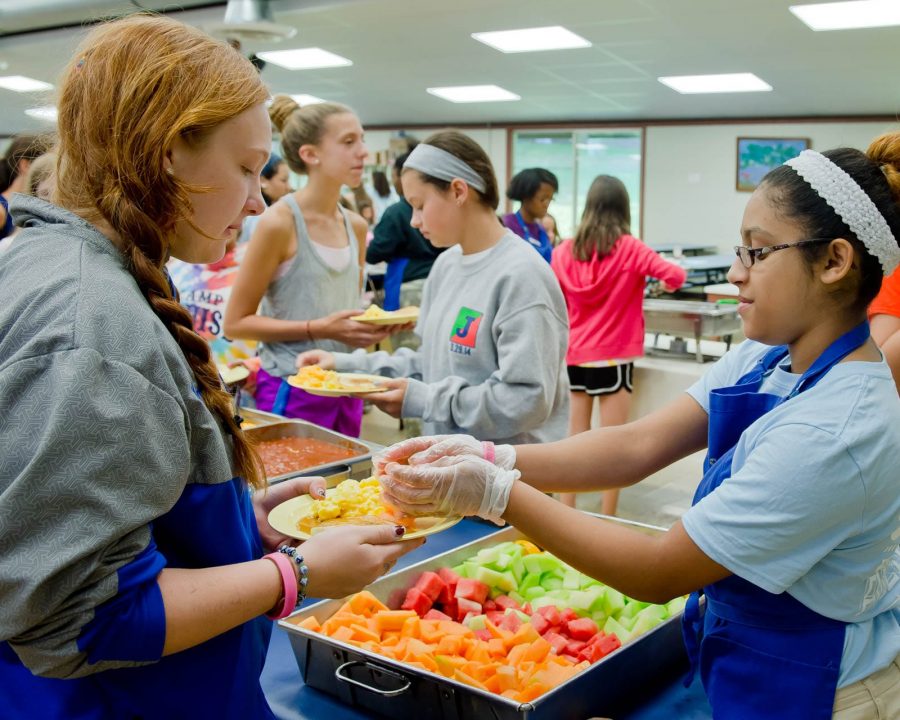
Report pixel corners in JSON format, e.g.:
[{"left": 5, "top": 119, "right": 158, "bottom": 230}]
[
  {"left": 482, "top": 441, "right": 495, "bottom": 464},
  {"left": 264, "top": 552, "right": 298, "bottom": 620}
]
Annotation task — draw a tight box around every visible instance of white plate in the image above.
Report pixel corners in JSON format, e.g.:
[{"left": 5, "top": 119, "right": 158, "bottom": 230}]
[
  {"left": 287, "top": 372, "right": 388, "bottom": 397},
  {"left": 350, "top": 306, "right": 420, "bottom": 325},
  {"left": 268, "top": 493, "right": 461, "bottom": 541}
]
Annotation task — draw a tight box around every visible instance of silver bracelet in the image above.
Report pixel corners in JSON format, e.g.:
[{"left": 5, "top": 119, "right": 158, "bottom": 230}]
[{"left": 277, "top": 545, "right": 309, "bottom": 605}]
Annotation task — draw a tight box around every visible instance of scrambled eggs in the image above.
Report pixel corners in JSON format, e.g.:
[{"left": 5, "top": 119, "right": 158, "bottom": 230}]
[{"left": 310, "top": 477, "right": 386, "bottom": 522}]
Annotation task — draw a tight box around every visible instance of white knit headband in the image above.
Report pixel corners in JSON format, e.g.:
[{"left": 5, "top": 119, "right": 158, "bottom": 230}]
[
  {"left": 403, "top": 143, "right": 487, "bottom": 193},
  {"left": 785, "top": 149, "right": 900, "bottom": 275}
]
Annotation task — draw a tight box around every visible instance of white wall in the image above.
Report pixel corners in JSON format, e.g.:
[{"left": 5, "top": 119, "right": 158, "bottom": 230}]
[
  {"left": 317, "top": 118, "right": 899, "bottom": 244},
  {"left": 643, "top": 120, "right": 900, "bottom": 252}
]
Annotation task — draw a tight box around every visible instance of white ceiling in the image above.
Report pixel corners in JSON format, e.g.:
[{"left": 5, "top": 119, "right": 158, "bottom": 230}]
[{"left": 1, "top": 0, "right": 899, "bottom": 135}]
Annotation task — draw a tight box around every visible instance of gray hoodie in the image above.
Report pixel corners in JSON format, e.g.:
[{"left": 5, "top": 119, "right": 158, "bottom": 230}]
[{"left": 336, "top": 231, "right": 570, "bottom": 444}]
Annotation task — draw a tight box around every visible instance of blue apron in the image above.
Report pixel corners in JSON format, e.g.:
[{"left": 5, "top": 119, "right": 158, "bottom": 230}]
[
  {"left": 682, "top": 322, "right": 870, "bottom": 719},
  {"left": 514, "top": 211, "right": 553, "bottom": 263}
]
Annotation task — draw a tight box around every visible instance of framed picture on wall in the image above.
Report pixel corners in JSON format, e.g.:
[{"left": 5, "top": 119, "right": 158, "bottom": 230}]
[{"left": 736, "top": 137, "right": 810, "bottom": 192}]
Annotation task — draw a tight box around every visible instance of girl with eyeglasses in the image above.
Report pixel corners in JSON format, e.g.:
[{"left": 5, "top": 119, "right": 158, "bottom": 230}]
[{"left": 376, "top": 137, "right": 900, "bottom": 718}]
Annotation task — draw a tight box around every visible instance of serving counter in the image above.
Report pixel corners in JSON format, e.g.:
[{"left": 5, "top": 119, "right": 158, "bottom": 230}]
[{"left": 261, "top": 519, "right": 713, "bottom": 719}]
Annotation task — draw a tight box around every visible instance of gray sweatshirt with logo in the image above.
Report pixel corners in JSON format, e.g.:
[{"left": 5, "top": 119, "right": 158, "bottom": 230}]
[{"left": 335, "top": 232, "right": 570, "bottom": 444}]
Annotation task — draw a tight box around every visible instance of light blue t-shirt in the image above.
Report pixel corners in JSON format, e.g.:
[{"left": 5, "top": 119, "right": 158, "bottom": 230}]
[{"left": 682, "top": 339, "right": 900, "bottom": 687}]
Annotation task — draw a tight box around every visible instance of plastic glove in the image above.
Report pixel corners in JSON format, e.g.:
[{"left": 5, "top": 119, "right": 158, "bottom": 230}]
[
  {"left": 380, "top": 455, "right": 517, "bottom": 525},
  {"left": 373, "top": 435, "right": 516, "bottom": 475}
]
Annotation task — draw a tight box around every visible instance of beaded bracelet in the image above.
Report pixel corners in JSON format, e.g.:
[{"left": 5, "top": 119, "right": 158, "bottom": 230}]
[{"left": 278, "top": 544, "right": 309, "bottom": 606}]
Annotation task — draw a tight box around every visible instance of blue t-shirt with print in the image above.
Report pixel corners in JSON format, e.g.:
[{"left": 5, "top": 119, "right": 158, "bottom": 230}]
[{"left": 682, "top": 339, "right": 900, "bottom": 687}]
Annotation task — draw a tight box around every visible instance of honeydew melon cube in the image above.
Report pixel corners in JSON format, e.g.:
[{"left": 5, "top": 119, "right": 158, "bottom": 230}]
[
  {"left": 545, "top": 589, "right": 571, "bottom": 603},
  {"left": 542, "top": 577, "right": 563, "bottom": 591},
  {"left": 504, "top": 608, "right": 531, "bottom": 623},
  {"left": 519, "top": 572, "right": 541, "bottom": 592},
  {"left": 603, "top": 588, "right": 626, "bottom": 617},
  {"left": 603, "top": 616, "right": 633, "bottom": 644},
  {"left": 475, "top": 547, "right": 501, "bottom": 565},
  {"left": 566, "top": 590, "right": 595, "bottom": 613},
  {"left": 529, "top": 596, "right": 563, "bottom": 611},
  {"left": 617, "top": 613, "right": 639, "bottom": 631},
  {"left": 588, "top": 589, "right": 609, "bottom": 614},
  {"left": 510, "top": 557, "right": 526, "bottom": 583},
  {"left": 666, "top": 596, "right": 687, "bottom": 616},
  {"left": 563, "top": 571, "right": 581, "bottom": 590},
  {"left": 523, "top": 553, "right": 561, "bottom": 576},
  {"left": 452, "top": 563, "right": 468, "bottom": 578},
  {"left": 471, "top": 566, "right": 518, "bottom": 593},
  {"left": 523, "top": 586, "right": 545, "bottom": 601},
  {"left": 630, "top": 606, "right": 667, "bottom": 637},
  {"left": 591, "top": 610, "right": 608, "bottom": 625},
  {"left": 464, "top": 614, "right": 487, "bottom": 631},
  {"left": 618, "top": 602, "right": 644, "bottom": 621}
]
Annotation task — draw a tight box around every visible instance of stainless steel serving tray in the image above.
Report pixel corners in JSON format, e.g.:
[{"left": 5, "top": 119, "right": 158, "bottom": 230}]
[
  {"left": 239, "top": 407, "right": 288, "bottom": 429},
  {"left": 245, "top": 420, "right": 376, "bottom": 486},
  {"left": 279, "top": 519, "right": 688, "bottom": 719},
  {"left": 643, "top": 298, "right": 741, "bottom": 338}
]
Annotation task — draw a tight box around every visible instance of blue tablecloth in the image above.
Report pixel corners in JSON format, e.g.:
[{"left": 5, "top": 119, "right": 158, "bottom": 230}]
[{"left": 261, "top": 519, "right": 713, "bottom": 719}]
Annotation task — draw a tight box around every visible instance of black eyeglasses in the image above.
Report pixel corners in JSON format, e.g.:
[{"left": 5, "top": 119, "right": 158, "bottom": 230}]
[{"left": 733, "top": 238, "right": 834, "bottom": 268}]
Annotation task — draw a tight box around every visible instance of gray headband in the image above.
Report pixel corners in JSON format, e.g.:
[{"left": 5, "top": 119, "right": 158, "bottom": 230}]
[{"left": 402, "top": 143, "right": 487, "bottom": 193}]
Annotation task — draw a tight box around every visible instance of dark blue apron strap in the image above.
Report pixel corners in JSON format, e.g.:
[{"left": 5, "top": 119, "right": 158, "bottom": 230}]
[
  {"left": 790, "top": 321, "right": 869, "bottom": 397},
  {"left": 681, "top": 590, "right": 704, "bottom": 687},
  {"left": 271, "top": 378, "right": 292, "bottom": 416}
]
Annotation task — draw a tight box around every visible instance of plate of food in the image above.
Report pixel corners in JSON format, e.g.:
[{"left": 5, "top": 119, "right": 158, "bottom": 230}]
[
  {"left": 350, "top": 304, "right": 420, "bottom": 325},
  {"left": 287, "top": 365, "right": 387, "bottom": 397},
  {"left": 218, "top": 363, "right": 250, "bottom": 385},
  {"left": 267, "top": 477, "right": 461, "bottom": 541}
]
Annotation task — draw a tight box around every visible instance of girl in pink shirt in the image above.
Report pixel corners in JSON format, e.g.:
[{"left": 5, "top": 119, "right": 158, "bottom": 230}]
[{"left": 551, "top": 175, "right": 687, "bottom": 513}]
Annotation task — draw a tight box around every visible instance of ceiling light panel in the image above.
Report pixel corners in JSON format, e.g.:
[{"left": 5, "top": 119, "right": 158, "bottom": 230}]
[
  {"left": 25, "top": 106, "right": 58, "bottom": 122},
  {"left": 790, "top": 0, "right": 900, "bottom": 30},
  {"left": 0, "top": 75, "right": 53, "bottom": 92},
  {"left": 256, "top": 48, "right": 352, "bottom": 70},
  {"left": 472, "top": 26, "right": 591, "bottom": 53},
  {"left": 290, "top": 94, "right": 326, "bottom": 105},
  {"left": 426, "top": 85, "right": 521, "bottom": 103},
  {"left": 658, "top": 73, "right": 772, "bottom": 94}
]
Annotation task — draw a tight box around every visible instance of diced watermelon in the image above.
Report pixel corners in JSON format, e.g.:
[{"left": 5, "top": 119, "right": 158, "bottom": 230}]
[
  {"left": 473, "top": 628, "right": 492, "bottom": 642},
  {"left": 578, "top": 642, "right": 608, "bottom": 664},
  {"left": 441, "top": 599, "right": 458, "bottom": 621},
  {"left": 437, "top": 567, "right": 461, "bottom": 587},
  {"left": 567, "top": 617, "right": 599, "bottom": 642},
  {"left": 456, "top": 597, "right": 482, "bottom": 621},
  {"left": 455, "top": 578, "right": 490, "bottom": 605},
  {"left": 522, "top": 603, "right": 533, "bottom": 615},
  {"left": 530, "top": 612, "right": 551, "bottom": 635},
  {"left": 535, "top": 605, "right": 561, "bottom": 627},
  {"left": 543, "top": 631, "right": 569, "bottom": 655},
  {"left": 413, "top": 571, "right": 446, "bottom": 602},
  {"left": 565, "top": 639, "right": 587, "bottom": 656},
  {"left": 423, "top": 608, "right": 453, "bottom": 621},
  {"left": 436, "top": 568, "right": 460, "bottom": 604},
  {"left": 485, "top": 610, "right": 506, "bottom": 626},
  {"left": 498, "top": 612, "right": 523, "bottom": 633},
  {"left": 482, "top": 598, "right": 498, "bottom": 612},
  {"left": 401, "top": 587, "right": 432, "bottom": 616},
  {"left": 560, "top": 608, "right": 579, "bottom": 623},
  {"left": 493, "top": 595, "right": 520, "bottom": 611},
  {"left": 596, "top": 633, "right": 621, "bottom": 656}
]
